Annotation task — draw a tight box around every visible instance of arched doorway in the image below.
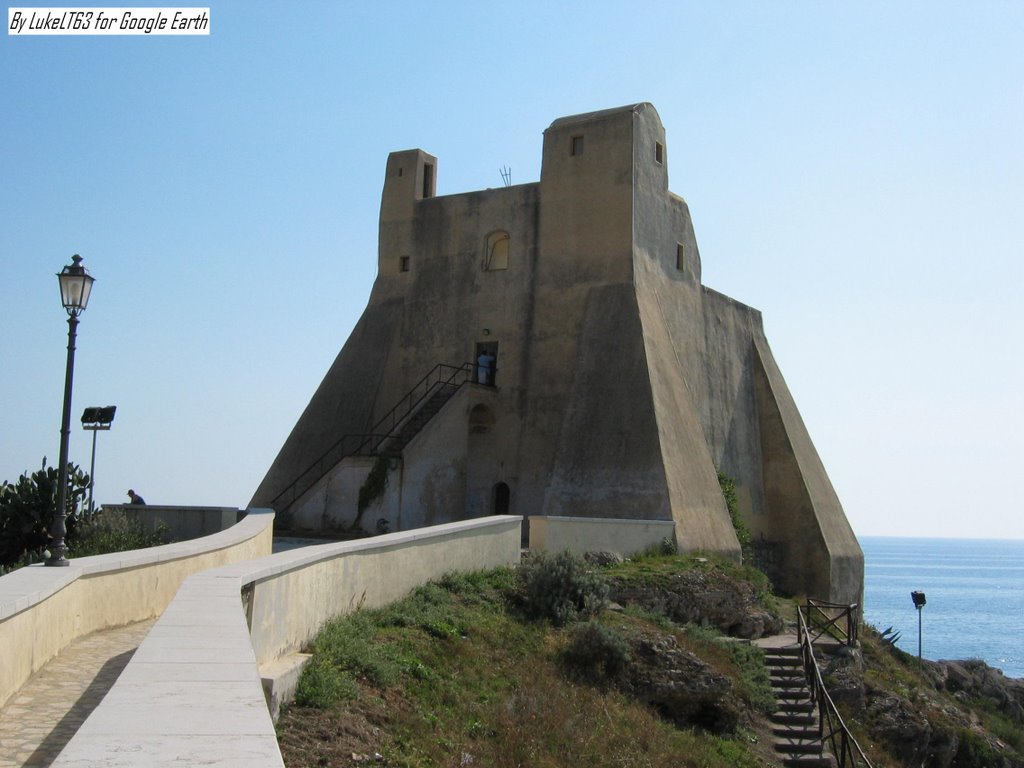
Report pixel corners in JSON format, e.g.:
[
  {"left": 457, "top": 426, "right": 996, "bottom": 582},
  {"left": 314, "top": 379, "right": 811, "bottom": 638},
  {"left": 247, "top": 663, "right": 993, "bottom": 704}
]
[{"left": 492, "top": 482, "right": 510, "bottom": 515}]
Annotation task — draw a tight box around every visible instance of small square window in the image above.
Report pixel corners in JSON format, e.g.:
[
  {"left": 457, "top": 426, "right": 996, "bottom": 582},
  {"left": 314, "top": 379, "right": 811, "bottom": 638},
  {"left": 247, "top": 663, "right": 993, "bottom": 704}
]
[
  {"left": 397, "top": 167, "right": 403, "bottom": 177},
  {"left": 676, "top": 243, "right": 685, "bottom": 271},
  {"left": 571, "top": 135, "right": 584, "bottom": 156},
  {"left": 399, "top": 256, "right": 410, "bottom": 273},
  {"left": 655, "top": 142, "right": 664, "bottom": 164}
]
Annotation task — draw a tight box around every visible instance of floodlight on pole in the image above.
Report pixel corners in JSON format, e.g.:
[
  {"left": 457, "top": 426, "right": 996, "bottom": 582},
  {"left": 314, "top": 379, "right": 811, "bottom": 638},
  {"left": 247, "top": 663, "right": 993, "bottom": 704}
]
[
  {"left": 911, "top": 590, "right": 926, "bottom": 662},
  {"left": 82, "top": 406, "right": 116, "bottom": 513},
  {"left": 47, "top": 255, "right": 95, "bottom": 567}
]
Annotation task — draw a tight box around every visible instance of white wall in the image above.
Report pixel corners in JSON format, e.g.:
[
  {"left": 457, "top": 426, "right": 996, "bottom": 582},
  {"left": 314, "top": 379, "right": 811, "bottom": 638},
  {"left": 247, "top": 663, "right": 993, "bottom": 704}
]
[
  {"left": 50, "top": 515, "right": 523, "bottom": 768},
  {"left": 0, "top": 508, "right": 274, "bottom": 710},
  {"left": 529, "top": 515, "right": 675, "bottom": 556}
]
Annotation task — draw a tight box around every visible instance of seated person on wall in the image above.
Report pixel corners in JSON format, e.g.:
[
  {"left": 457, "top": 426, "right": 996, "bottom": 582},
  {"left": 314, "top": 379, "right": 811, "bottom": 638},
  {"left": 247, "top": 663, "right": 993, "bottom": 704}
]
[{"left": 126, "top": 489, "right": 146, "bottom": 505}]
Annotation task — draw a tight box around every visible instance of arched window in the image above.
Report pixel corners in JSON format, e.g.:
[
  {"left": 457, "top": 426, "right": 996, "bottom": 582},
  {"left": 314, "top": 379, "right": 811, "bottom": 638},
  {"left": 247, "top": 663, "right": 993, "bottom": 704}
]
[
  {"left": 468, "top": 404, "right": 495, "bottom": 435},
  {"left": 484, "top": 231, "right": 510, "bottom": 271}
]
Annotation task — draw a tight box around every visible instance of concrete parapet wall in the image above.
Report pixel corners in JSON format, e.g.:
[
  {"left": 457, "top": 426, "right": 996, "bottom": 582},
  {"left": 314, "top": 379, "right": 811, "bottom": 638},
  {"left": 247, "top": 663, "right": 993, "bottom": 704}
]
[
  {"left": 104, "top": 504, "right": 241, "bottom": 541},
  {"left": 529, "top": 515, "right": 675, "bottom": 556},
  {"left": 246, "top": 516, "right": 523, "bottom": 666},
  {"left": 0, "top": 508, "right": 274, "bottom": 711},
  {"left": 51, "top": 515, "right": 523, "bottom": 767}
]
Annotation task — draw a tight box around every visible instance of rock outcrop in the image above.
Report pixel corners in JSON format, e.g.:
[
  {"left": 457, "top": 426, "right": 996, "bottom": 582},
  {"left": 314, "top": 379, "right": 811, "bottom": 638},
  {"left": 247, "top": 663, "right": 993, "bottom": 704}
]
[
  {"left": 823, "top": 640, "right": 1024, "bottom": 767},
  {"left": 622, "top": 632, "right": 740, "bottom": 734},
  {"left": 607, "top": 565, "right": 783, "bottom": 639},
  {"left": 937, "top": 659, "right": 1024, "bottom": 725}
]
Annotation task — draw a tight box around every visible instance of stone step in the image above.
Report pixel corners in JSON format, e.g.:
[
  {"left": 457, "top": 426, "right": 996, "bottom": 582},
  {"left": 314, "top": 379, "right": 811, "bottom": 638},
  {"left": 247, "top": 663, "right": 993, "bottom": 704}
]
[
  {"left": 766, "top": 655, "right": 803, "bottom": 668},
  {"left": 773, "top": 692, "right": 812, "bottom": 704},
  {"left": 774, "top": 739, "right": 823, "bottom": 755},
  {"left": 778, "top": 692, "right": 811, "bottom": 704},
  {"left": 769, "top": 670, "right": 804, "bottom": 678},
  {"left": 766, "top": 659, "right": 802, "bottom": 669},
  {"left": 773, "top": 712, "right": 816, "bottom": 727},
  {"left": 382, "top": 390, "right": 458, "bottom": 456},
  {"left": 775, "top": 699, "right": 814, "bottom": 713},
  {"left": 781, "top": 754, "right": 833, "bottom": 768},
  {"left": 765, "top": 651, "right": 802, "bottom": 663},
  {"left": 765, "top": 647, "right": 801, "bottom": 657},
  {"left": 773, "top": 725, "right": 820, "bottom": 740},
  {"left": 766, "top": 654, "right": 802, "bottom": 666},
  {"left": 771, "top": 676, "right": 807, "bottom": 689}
]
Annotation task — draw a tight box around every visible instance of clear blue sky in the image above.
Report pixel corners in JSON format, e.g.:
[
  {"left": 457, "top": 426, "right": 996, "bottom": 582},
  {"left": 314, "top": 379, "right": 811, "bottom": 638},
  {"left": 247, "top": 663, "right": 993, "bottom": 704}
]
[{"left": 2, "top": 2, "right": 1021, "bottom": 539}]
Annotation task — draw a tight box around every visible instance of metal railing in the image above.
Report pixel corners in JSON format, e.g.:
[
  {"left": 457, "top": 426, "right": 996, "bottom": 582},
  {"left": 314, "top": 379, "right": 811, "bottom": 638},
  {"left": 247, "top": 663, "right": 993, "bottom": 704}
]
[
  {"left": 368, "top": 362, "right": 475, "bottom": 439},
  {"left": 270, "top": 363, "right": 476, "bottom": 512},
  {"left": 796, "top": 604, "right": 873, "bottom": 768},
  {"left": 804, "top": 599, "right": 860, "bottom": 647}
]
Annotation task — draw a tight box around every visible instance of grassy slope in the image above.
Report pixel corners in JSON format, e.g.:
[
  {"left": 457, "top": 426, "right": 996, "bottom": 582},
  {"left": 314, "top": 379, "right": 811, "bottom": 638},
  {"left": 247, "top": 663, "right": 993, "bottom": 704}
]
[
  {"left": 277, "top": 554, "right": 1022, "bottom": 768},
  {"left": 276, "top": 558, "right": 780, "bottom": 768}
]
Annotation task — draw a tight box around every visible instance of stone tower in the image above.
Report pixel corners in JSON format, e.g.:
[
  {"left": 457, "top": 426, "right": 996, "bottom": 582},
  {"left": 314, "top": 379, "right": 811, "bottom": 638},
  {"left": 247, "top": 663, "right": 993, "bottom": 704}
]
[{"left": 252, "top": 103, "right": 863, "bottom": 604}]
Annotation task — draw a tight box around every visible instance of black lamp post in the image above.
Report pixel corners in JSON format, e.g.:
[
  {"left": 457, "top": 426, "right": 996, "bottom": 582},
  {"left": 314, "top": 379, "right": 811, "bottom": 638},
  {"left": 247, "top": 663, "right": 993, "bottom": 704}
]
[
  {"left": 46, "top": 254, "right": 95, "bottom": 566},
  {"left": 82, "top": 406, "right": 116, "bottom": 513},
  {"left": 911, "top": 590, "right": 926, "bottom": 661}
]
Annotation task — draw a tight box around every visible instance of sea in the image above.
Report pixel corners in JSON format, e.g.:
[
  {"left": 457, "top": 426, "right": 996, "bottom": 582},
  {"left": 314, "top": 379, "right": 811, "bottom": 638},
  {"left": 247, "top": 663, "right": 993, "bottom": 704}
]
[{"left": 861, "top": 537, "right": 1024, "bottom": 679}]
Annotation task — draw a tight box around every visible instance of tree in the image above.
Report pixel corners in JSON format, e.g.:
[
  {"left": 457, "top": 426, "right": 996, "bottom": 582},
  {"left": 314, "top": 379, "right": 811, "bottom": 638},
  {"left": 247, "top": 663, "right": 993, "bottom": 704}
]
[{"left": 0, "top": 458, "right": 90, "bottom": 568}]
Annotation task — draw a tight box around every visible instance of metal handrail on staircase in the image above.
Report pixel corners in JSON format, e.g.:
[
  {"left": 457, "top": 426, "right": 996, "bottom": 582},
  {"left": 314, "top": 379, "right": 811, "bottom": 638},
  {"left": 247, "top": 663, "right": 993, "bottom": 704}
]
[
  {"left": 796, "top": 605, "right": 873, "bottom": 768},
  {"left": 805, "top": 599, "right": 860, "bottom": 647},
  {"left": 270, "top": 362, "right": 477, "bottom": 511}
]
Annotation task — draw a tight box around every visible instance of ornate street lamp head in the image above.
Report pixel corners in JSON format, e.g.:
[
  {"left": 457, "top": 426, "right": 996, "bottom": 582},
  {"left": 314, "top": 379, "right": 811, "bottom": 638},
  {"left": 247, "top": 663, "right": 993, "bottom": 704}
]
[{"left": 57, "top": 254, "right": 95, "bottom": 316}]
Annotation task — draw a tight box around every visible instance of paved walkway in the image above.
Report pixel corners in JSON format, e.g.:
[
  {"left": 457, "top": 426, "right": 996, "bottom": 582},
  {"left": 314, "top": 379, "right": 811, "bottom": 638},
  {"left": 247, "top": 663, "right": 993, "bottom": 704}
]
[
  {"left": 753, "top": 631, "right": 800, "bottom": 651},
  {"left": 0, "top": 619, "right": 156, "bottom": 768},
  {"left": 0, "top": 536, "right": 311, "bottom": 767}
]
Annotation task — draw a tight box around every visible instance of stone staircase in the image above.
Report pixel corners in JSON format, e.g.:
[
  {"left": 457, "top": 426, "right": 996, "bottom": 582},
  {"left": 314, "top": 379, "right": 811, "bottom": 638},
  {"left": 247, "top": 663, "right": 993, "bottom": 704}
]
[
  {"left": 765, "top": 645, "right": 833, "bottom": 767},
  {"left": 379, "top": 384, "right": 459, "bottom": 458},
  {"left": 271, "top": 363, "right": 475, "bottom": 512}
]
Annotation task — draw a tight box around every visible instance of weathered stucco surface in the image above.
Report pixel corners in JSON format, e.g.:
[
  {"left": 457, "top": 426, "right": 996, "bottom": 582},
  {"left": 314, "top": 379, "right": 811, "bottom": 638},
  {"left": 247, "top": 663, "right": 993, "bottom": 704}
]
[
  {"left": 0, "top": 509, "right": 274, "bottom": 710},
  {"left": 252, "top": 103, "right": 863, "bottom": 603}
]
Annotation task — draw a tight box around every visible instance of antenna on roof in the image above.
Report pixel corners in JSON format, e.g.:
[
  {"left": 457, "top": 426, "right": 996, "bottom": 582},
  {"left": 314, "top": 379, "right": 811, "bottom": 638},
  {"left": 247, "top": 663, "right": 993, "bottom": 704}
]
[{"left": 499, "top": 166, "right": 511, "bottom": 187}]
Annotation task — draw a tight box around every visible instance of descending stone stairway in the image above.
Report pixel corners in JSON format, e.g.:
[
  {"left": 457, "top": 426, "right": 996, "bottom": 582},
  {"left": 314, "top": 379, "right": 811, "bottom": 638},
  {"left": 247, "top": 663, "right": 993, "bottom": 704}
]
[{"left": 765, "top": 645, "right": 833, "bottom": 767}]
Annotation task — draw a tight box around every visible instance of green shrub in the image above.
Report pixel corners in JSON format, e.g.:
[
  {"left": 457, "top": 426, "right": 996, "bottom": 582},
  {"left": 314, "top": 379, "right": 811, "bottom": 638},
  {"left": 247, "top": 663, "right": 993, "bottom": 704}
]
[
  {"left": 518, "top": 550, "right": 609, "bottom": 626},
  {"left": 717, "top": 471, "right": 753, "bottom": 563},
  {"left": 68, "top": 510, "right": 169, "bottom": 557},
  {"left": 562, "top": 620, "right": 631, "bottom": 681},
  {"left": 439, "top": 567, "right": 516, "bottom": 597},
  {"left": 682, "top": 623, "right": 775, "bottom": 715},
  {"left": 638, "top": 536, "right": 678, "bottom": 559},
  {"left": 294, "top": 658, "right": 359, "bottom": 709},
  {"left": 357, "top": 455, "right": 390, "bottom": 514},
  {"left": 968, "top": 699, "right": 1024, "bottom": 754},
  {"left": 310, "top": 611, "right": 402, "bottom": 687},
  {"left": 0, "top": 459, "right": 90, "bottom": 568},
  {"left": 684, "top": 622, "right": 724, "bottom": 644},
  {"left": 726, "top": 642, "right": 775, "bottom": 715},
  {"left": 380, "top": 582, "right": 468, "bottom": 638},
  {"left": 953, "top": 727, "right": 1001, "bottom": 765}
]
